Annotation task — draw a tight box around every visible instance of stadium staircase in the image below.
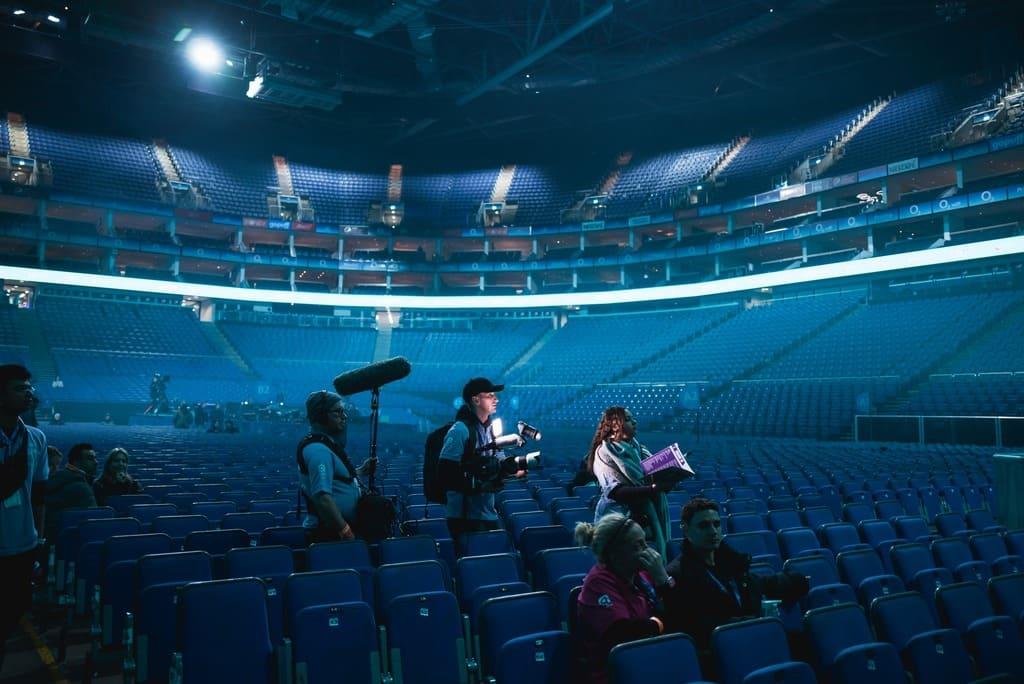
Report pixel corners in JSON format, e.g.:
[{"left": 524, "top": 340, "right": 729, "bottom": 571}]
[
  {"left": 387, "top": 164, "right": 403, "bottom": 202},
  {"left": 490, "top": 164, "right": 516, "bottom": 203},
  {"left": 702, "top": 136, "right": 750, "bottom": 184},
  {"left": 373, "top": 325, "right": 394, "bottom": 362},
  {"left": 598, "top": 151, "right": 632, "bottom": 196},
  {"left": 201, "top": 323, "right": 258, "bottom": 379},
  {"left": 876, "top": 296, "right": 1024, "bottom": 417},
  {"left": 796, "top": 95, "right": 892, "bottom": 182},
  {"left": 944, "top": 67, "right": 1024, "bottom": 146},
  {"left": 17, "top": 307, "right": 58, "bottom": 387},
  {"left": 272, "top": 155, "right": 294, "bottom": 195},
  {"left": 152, "top": 140, "right": 181, "bottom": 183},
  {"left": 504, "top": 324, "right": 559, "bottom": 375},
  {"left": 6, "top": 113, "right": 31, "bottom": 157}
]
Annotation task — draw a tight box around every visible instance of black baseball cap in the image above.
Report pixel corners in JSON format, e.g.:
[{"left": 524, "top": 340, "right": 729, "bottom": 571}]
[{"left": 462, "top": 377, "right": 505, "bottom": 404}]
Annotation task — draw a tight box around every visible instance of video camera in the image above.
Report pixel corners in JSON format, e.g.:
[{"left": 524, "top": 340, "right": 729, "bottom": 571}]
[{"left": 464, "top": 420, "right": 542, "bottom": 492}]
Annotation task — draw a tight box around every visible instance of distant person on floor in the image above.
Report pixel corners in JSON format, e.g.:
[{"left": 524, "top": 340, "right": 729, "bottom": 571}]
[
  {"left": 102, "top": 413, "right": 114, "bottom": 425},
  {"left": 50, "top": 376, "right": 63, "bottom": 390},
  {"left": 663, "top": 498, "right": 809, "bottom": 667},
  {"left": 44, "top": 443, "right": 97, "bottom": 542},
  {"left": 224, "top": 419, "right": 239, "bottom": 434},
  {"left": 587, "top": 406, "right": 671, "bottom": 559},
  {"left": 297, "top": 391, "right": 373, "bottom": 542},
  {"left": 47, "top": 446, "right": 63, "bottom": 474},
  {"left": 93, "top": 448, "right": 142, "bottom": 506},
  {"left": 50, "top": 412, "right": 65, "bottom": 426},
  {"left": 575, "top": 513, "right": 674, "bottom": 684},
  {"left": 173, "top": 404, "right": 194, "bottom": 429},
  {"left": 0, "top": 364, "right": 49, "bottom": 672}
]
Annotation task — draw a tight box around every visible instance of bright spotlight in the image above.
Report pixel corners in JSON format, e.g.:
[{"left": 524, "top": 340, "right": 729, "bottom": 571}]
[
  {"left": 186, "top": 37, "right": 223, "bottom": 73},
  {"left": 12, "top": 9, "right": 26, "bottom": 15},
  {"left": 46, "top": 14, "right": 60, "bottom": 23}
]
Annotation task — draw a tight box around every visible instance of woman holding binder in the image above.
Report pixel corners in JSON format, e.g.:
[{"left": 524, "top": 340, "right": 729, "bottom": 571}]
[{"left": 586, "top": 406, "right": 672, "bottom": 560}]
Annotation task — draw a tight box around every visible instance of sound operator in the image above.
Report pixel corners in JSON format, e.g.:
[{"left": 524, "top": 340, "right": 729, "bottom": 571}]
[
  {"left": 296, "top": 390, "right": 374, "bottom": 542},
  {"left": 437, "top": 377, "right": 507, "bottom": 543}
]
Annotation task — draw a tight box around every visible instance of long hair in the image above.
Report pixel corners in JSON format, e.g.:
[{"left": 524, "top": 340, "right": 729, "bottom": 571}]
[
  {"left": 101, "top": 447, "right": 130, "bottom": 481},
  {"left": 585, "top": 406, "right": 628, "bottom": 473}
]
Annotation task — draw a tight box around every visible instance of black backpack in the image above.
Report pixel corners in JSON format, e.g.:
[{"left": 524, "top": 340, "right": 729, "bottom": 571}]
[{"left": 422, "top": 421, "right": 455, "bottom": 505}]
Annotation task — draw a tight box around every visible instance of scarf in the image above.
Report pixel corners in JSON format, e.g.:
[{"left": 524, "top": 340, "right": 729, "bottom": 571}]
[{"left": 603, "top": 438, "right": 670, "bottom": 559}]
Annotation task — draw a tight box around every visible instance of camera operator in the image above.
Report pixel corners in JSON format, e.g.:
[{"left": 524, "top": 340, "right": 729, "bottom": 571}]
[
  {"left": 437, "top": 377, "right": 513, "bottom": 543},
  {"left": 297, "top": 390, "right": 374, "bottom": 542}
]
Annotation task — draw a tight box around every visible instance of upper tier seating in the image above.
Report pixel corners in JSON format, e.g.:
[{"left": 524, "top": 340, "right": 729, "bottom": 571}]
[
  {"left": 608, "top": 142, "right": 729, "bottom": 215},
  {"left": 27, "top": 125, "right": 162, "bottom": 203},
  {"left": 171, "top": 146, "right": 277, "bottom": 217},
  {"left": 289, "top": 164, "right": 387, "bottom": 225}
]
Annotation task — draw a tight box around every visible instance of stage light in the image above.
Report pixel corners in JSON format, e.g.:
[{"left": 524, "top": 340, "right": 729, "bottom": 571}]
[
  {"left": 186, "top": 37, "right": 223, "bottom": 73},
  {"left": 46, "top": 14, "right": 60, "bottom": 23},
  {"left": 12, "top": 9, "right": 26, "bottom": 15}
]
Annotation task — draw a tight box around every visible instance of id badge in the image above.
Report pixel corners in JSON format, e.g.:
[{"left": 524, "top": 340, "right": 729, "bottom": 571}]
[{"left": 3, "top": 490, "right": 23, "bottom": 509}]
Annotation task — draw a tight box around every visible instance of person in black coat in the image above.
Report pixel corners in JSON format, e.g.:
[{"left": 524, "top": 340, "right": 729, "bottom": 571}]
[{"left": 663, "top": 498, "right": 809, "bottom": 671}]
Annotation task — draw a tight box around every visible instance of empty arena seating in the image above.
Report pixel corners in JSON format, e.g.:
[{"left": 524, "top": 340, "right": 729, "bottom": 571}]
[
  {"left": 607, "top": 142, "right": 729, "bottom": 215},
  {"left": 288, "top": 163, "right": 387, "bottom": 225},
  {"left": 831, "top": 82, "right": 989, "bottom": 175},
  {"left": 26, "top": 124, "right": 163, "bottom": 203},
  {"left": 170, "top": 145, "right": 277, "bottom": 217},
  {"left": 505, "top": 165, "right": 579, "bottom": 226}
]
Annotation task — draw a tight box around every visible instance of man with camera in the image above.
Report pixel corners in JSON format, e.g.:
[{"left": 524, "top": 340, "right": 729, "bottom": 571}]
[
  {"left": 297, "top": 390, "right": 374, "bottom": 543},
  {"left": 437, "top": 377, "right": 512, "bottom": 543}
]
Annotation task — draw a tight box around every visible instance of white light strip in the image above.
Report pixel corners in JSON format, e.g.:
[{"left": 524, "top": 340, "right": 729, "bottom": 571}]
[{"left": 3, "top": 236, "right": 1024, "bottom": 310}]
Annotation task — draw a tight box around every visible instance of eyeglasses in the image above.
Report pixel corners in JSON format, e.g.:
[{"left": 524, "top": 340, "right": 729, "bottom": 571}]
[{"left": 478, "top": 392, "right": 498, "bottom": 400}]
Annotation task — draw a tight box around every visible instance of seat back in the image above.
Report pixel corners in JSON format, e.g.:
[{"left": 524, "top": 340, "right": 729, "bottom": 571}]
[
  {"left": 837, "top": 548, "right": 886, "bottom": 587},
  {"left": 890, "top": 543, "right": 935, "bottom": 586},
  {"left": 477, "top": 591, "right": 559, "bottom": 678},
  {"left": 455, "top": 553, "right": 521, "bottom": 605},
  {"left": 831, "top": 642, "right": 904, "bottom": 684},
  {"left": 804, "top": 603, "right": 875, "bottom": 669},
  {"left": 712, "top": 617, "right": 790, "bottom": 684},
  {"left": 778, "top": 527, "right": 821, "bottom": 560},
  {"left": 988, "top": 573, "right": 1024, "bottom": 621},
  {"left": 183, "top": 528, "right": 251, "bottom": 556},
  {"left": 767, "top": 509, "right": 802, "bottom": 533},
  {"left": 293, "top": 601, "right": 380, "bottom": 684},
  {"left": 283, "top": 569, "right": 362, "bottom": 638},
  {"left": 177, "top": 578, "right": 273, "bottom": 684},
  {"left": 607, "top": 633, "right": 703, "bottom": 684},
  {"left": 936, "top": 581, "right": 994, "bottom": 635},
  {"left": 375, "top": 560, "right": 448, "bottom": 615},
  {"left": 869, "top": 591, "right": 937, "bottom": 651},
  {"left": 784, "top": 555, "right": 838, "bottom": 588},
  {"left": 225, "top": 545, "right": 295, "bottom": 644},
  {"left": 379, "top": 535, "right": 439, "bottom": 565},
  {"left": 190, "top": 501, "right": 238, "bottom": 525},
  {"left": 801, "top": 507, "right": 836, "bottom": 531},
  {"left": 822, "top": 523, "right": 865, "bottom": 555},
  {"left": 533, "top": 547, "right": 593, "bottom": 591},
  {"left": 151, "top": 515, "right": 209, "bottom": 542},
  {"left": 728, "top": 513, "right": 767, "bottom": 534},
  {"left": 460, "top": 530, "right": 513, "bottom": 556},
  {"left": 969, "top": 533, "right": 1010, "bottom": 567},
  {"left": 904, "top": 628, "right": 974, "bottom": 684},
  {"left": 385, "top": 591, "right": 468, "bottom": 684},
  {"left": 221, "top": 512, "right": 276, "bottom": 537},
  {"left": 858, "top": 520, "right": 898, "bottom": 548},
  {"left": 934, "top": 513, "right": 968, "bottom": 538},
  {"left": 493, "top": 630, "right": 571, "bottom": 684},
  {"left": 307, "top": 539, "right": 373, "bottom": 570}
]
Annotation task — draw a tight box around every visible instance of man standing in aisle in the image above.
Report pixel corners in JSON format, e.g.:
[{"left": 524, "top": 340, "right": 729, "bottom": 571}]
[
  {"left": 0, "top": 365, "right": 48, "bottom": 672},
  {"left": 438, "top": 378, "right": 506, "bottom": 543}
]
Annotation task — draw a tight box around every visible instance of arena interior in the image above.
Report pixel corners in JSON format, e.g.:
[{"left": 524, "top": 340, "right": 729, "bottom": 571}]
[{"left": 2, "top": 0, "right": 1024, "bottom": 682}]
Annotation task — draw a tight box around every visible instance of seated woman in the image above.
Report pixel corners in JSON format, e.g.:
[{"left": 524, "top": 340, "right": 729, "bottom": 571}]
[
  {"left": 575, "top": 513, "right": 675, "bottom": 684},
  {"left": 588, "top": 406, "right": 671, "bottom": 559},
  {"left": 663, "top": 498, "right": 809, "bottom": 670},
  {"left": 93, "top": 447, "right": 142, "bottom": 505}
]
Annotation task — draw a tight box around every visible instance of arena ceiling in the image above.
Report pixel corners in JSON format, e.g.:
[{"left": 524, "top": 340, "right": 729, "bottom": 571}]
[{"left": 0, "top": 0, "right": 1021, "bottom": 166}]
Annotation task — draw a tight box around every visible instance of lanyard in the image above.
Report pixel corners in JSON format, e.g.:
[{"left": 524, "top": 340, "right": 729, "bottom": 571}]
[
  {"left": 705, "top": 566, "right": 742, "bottom": 607},
  {"left": 0, "top": 422, "right": 26, "bottom": 463}
]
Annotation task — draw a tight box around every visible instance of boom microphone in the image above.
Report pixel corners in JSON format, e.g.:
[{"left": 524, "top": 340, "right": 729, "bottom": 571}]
[{"left": 333, "top": 357, "right": 412, "bottom": 396}]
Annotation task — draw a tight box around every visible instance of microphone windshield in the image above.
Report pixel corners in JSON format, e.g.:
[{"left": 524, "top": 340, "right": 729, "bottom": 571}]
[{"left": 333, "top": 357, "right": 412, "bottom": 396}]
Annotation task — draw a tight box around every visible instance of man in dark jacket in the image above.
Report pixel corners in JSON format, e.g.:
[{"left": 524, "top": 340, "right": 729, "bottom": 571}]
[
  {"left": 44, "top": 443, "right": 97, "bottom": 542},
  {"left": 663, "top": 498, "right": 808, "bottom": 665}
]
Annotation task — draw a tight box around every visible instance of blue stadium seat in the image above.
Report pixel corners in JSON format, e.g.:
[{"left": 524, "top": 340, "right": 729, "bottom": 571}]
[
  {"left": 607, "top": 634, "right": 704, "bottom": 684},
  {"left": 801, "top": 507, "right": 836, "bottom": 532},
  {"left": 282, "top": 569, "right": 362, "bottom": 638},
  {"left": 831, "top": 641, "right": 904, "bottom": 684},
  {"left": 292, "top": 602, "right": 380, "bottom": 684},
  {"left": 712, "top": 617, "right": 792, "bottom": 684},
  {"left": 903, "top": 628, "right": 975, "bottom": 684},
  {"left": 460, "top": 530, "right": 514, "bottom": 557},
  {"left": 225, "top": 545, "right": 294, "bottom": 644},
  {"left": 935, "top": 513, "right": 973, "bottom": 540},
  {"left": 970, "top": 533, "right": 1023, "bottom": 576},
  {"left": 375, "top": 560, "right": 448, "bottom": 617},
  {"left": 455, "top": 553, "right": 522, "bottom": 609},
  {"left": 75, "top": 517, "right": 142, "bottom": 613},
  {"left": 518, "top": 526, "right": 574, "bottom": 571},
  {"left": 936, "top": 581, "right": 1024, "bottom": 679},
  {"left": 821, "top": 523, "right": 870, "bottom": 556},
  {"left": 476, "top": 592, "right": 560, "bottom": 680},
  {"left": 151, "top": 515, "right": 210, "bottom": 545},
  {"left": 107, "top": 494, "right": 155, "bottom": 515},
  {"left": 508, "top": 511, "right": 552, "bottom": 541},
  {"left": 492, "top": 630, "right": 571, "bottom": 684},
  {"left": 174, "top": 578, "right": 273, "bottom": 684},
  {"left": 768, "top": 509, "right": 803, "bottom": 533},
  {"left": 191, "top": 501, "right": 238, "bottom": 526},
  {"left": 384, "top": 591, "right": 470, "bottom": 684},
  {"left": 99, "top": 533, "right": 174, "bottom": 646},
  {"left": 728, "top": 513, "right": 767, "bottom": 534},
  {"left": 931, "top": 538, "right": 992, "bottom": 584},
  {"left": 988, "top": 574, "right": 1024, "bottom": 625},
  {"left": 804, "top": 603, "right": 878, "bottom": 672},
  {"left": 379, "top": 535, "right": 440, "bottom": 566},
  {"left": 130, "top": 504, "right": 179, "bottom": 530},
  {"left": 532, "top": 547, "right": 593, "bottom": 591},
  {"left": 135, "top": 551, "right": 213, "bottom": 684},
  {"left": 891, "top": 543, "right": 955, "bottom": 598}
]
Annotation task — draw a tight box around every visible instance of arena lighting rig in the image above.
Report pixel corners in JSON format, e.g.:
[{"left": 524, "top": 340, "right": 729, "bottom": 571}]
[{"left": 2, "top": 236, "right": 1024, "bottom": 310}]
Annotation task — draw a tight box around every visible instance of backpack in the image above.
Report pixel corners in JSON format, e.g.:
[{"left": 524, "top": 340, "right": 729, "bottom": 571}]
[{"left": 422, "top": 421, "right": 455, "bottom": 505}]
